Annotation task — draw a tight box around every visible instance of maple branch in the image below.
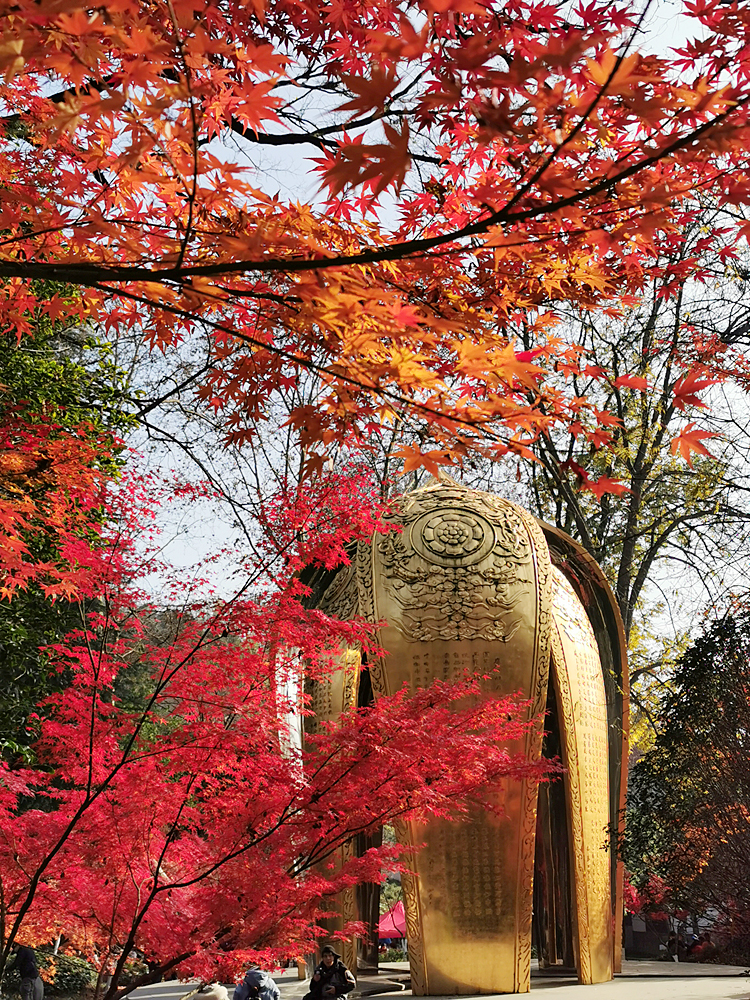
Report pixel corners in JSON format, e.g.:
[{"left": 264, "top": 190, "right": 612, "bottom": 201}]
[
  {"left": 84, "top": 282, "right": 524, "bottom": 453},
  {"left": 497, "top": 0, "right": 655, "bottom": 222},
  {"left": 534, "top": 431, "right": 595, "bottom": 553},
  {"left": 2, "top": 101, "right": 743, "bottom": 290},
  {"left": 136, "top": 416, "right": 268, "bottom": 561},
  {"left": 103, "top": 761, "right": 209, "bottom": 1000},
  {"left": 130, "top": 355, "right": 216, "bottom": 420},
  {"left": 166, "top": 0, "right": 200, "bottom": 271},
  {"left": 229, "top": 108, "right": 409, "bottom": 149},
  {"left": 0, "top": 567, "right": 289, "bottom": 966}
]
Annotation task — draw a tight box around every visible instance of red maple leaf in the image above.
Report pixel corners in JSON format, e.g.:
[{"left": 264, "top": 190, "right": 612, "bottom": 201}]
[
  {"left": 584, "top": 476, "right": 631, "bottom": 501},
  {"left": 614, "top": 374, "right": 649, "bottom": 390},
  {"left": 670, "top": 422, "right": 720, "bottom": 466},
  {"left": 672, "top": 371, "right": 720, "bottom": 411}
]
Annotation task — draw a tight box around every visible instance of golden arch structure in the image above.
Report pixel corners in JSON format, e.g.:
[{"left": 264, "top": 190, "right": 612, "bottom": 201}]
[{"left": 305, "top": 480, "right": 629, "bottom": 994}]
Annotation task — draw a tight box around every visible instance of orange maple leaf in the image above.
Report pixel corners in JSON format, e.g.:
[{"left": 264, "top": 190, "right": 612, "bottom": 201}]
[
  {"left": 0, "top": 38, "right": 25, "bottom": 81},
  {"left": 672, "top": 371, "right": 719, "bottom": 411},
  {"left": 494, "top": 343, "right": 543, "bottom": 391},
  {"left": 670, "top": 422, "right": 720, "bottom": 466},
  {"left": 583, "top": 476, "right": 631, "bottom": 501},
  {"left": 614, "top": 374, "right": 649, "bottom": 390},
  {"left": 395, "top": 445, "right": 454, "bottom": 476}
]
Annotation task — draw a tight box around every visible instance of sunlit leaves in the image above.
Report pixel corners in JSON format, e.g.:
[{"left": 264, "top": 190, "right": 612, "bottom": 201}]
[
  {"left": 0, "top": 467, "right": 553, "bottom": 988},
  {"left": 0, "top": 0, "right": 748, "bottom": 480},
  {"left": 670, "top": 421, "right": 720, "bottom": 466},
  {"left": 672, "top": 371, "right": 720, "bottom": 411}
]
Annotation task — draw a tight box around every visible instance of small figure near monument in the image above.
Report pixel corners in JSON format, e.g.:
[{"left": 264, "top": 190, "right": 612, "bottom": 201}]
[
  {"left": 7, "top": 944, "right": 43, "bottom": 1000},
  {"left": 304, "top": 947, "right": 355, "bottom": 1000},
  {"left": 233, "top": 966, "right": 280, "bottom": 1000}
]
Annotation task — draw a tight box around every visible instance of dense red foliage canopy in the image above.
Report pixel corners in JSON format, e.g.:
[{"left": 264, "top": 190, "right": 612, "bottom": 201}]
[
  {"left": 0, "top": 468, "right": 554, "bottom": 997},
  {"left": 2, "top": 0, "right": 750, "bottom": 474}
]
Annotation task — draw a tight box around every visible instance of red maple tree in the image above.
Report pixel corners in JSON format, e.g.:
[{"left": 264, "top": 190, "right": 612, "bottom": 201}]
[{"left": 0, "top": 466, "right": 553, "bottom": 997}]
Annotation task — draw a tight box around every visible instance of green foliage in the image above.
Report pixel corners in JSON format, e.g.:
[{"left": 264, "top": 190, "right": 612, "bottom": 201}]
[
  {"left": 623, "top": 605, "right": 750, "bottom": 957},
  {"left": 2, "top": 951, "right": 95, "bottom": 996},
  {"left": 627, "top": 616, "right": 690, "bottom": 754},
  {"left": 500, "top": 259, "right": 750, "bottom": 740},
  {"left": 379, "top": 879, "right": 402, "bottom": 916},
  {"left": 119, "top": 958, "right": 148, "bottom": 987},
  {"left": 0, "top": 288, "right": 132, "bottom": 749},
  {"left": 41, "top": 954, "right": 96, "bottom": 995},
  {"left": 0, "top": 291, "right": 129, "bottom": 455},
  {"left": 379, "top": 825, "right": 403, "bottom": 916}
]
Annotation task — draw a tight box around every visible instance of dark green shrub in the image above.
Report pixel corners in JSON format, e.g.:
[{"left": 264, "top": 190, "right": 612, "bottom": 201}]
[
  {"left": 47, "top": 954, "right": 96, "bottom": 995},
  {"left": 381, "top": 949, "right": 406, "bottom": 962},
  {"left": 3, "top": 949, "right": 96, "bottom": 997},
  {"left": 13, "top": 952, "right": 97, "bottom": 996},
  {"left": 2, "top": 967, "right": 21, "bottom": 993}
]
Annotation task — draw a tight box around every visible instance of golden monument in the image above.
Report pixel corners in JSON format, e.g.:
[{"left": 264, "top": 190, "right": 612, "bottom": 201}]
[{"left": 306, "top": 480, "right": 628, "bottom": 994}]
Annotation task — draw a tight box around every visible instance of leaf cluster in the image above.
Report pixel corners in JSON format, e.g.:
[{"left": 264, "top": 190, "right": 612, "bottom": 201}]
[
  {"left": 0, "top": 292, "right": 132, "bottom": 749},
  {"left": 622, "top": 603, "right": 750, "bottom": 956}
]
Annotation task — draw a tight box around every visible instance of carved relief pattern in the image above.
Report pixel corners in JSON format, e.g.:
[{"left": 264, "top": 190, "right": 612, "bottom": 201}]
[
  {"left": 320, "top": 560, "right": 359, "bottom": 620},
  {"left": 422, "top": 820, "right": 508, "bottom": 932},
  {"left": 304, "top": 650, "right": 361, "bottom": 968},
  {"left": 356, "top": 537, "right": 376, "bottom": 620},
  {"left": 394, "top": 820, "right": 428, "bottom": 996},
  {"left": 340, "top": 838, "right": 358, "bottom": 973},
  {"left": 308, "top": 485, "right": 620, "bottom": 993},
  {"left": 512, "top": 509, "right": 552, "bottom": 991},
  {"left": 375, "top": 488, "right": 554, "bottom": 994},
  {"left": 378, "top": 489, "right": 535, "bottom": 642},
  {"left": 550, "top": 630, "right": 590, "bottom": 983},
  {"left": 341, "top": 650, "right": 359, "bottom": 715},
  {"left": 356, "top": 537, "right": 390, "bottom": 697},
  {"left": 550, "top": 565, "right": 612, "bottom": 984},
  {"left": 304, "top": 675, "right": 333, "bottom": 737}
]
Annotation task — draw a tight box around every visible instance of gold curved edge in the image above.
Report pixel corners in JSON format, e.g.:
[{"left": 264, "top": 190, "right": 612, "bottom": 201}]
[
  {"left": 550, "top": 567, "right": 613, "bottom": 984},
  {"left": 303, "top": 648, "right": 362, "bottom": 969},
  {"left": 305, "top": 489, "right": 629, "bottom": 992},
  {"left": 538, "top": 522, "right": 629, "bottom": 974}
]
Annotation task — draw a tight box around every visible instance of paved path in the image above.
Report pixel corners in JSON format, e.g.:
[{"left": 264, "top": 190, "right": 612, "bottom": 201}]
[{"left": 127, "top": 960, "right": 750, "bottom": 1000}]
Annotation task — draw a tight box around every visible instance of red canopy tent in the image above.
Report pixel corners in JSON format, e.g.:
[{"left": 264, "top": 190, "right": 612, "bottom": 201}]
[{"left": 378, "top": 901, "right": 406, "bottom": 939}]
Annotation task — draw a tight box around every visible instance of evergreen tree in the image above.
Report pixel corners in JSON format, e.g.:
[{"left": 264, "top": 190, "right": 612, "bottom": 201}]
[
  {"left": 0, "top": 288, "right": 129, "bottom": 753},
  {"left": 623, "top": 606, "right": 750, "bottom": 960}
]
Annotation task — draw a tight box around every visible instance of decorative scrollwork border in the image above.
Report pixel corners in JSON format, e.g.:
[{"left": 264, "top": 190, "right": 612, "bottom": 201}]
[{"left": 513, "top": 508, "right": 552, "bottom": 993}]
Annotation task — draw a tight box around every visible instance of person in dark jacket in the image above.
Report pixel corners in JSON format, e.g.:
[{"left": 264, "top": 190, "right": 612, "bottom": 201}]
[
  {"left": 233, "top": 967, "right": 280, "bottom": 1000},
  {"left": 8, "top": 945, "right": 43, "bottom": 1000},
  {"left": 305, "top": 948, "right": 355, "bottom": 1000}
]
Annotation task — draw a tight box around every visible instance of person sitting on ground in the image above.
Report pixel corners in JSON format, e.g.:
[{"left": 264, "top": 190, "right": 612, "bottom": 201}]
[
  {"left": 685, "top": 933, "right": 700, "bottom": 957},
  {"left": 695, "top": 932, "right": 717, "bottom": 963},
  {"left": 233, "top": 966, "right": 280, "bottom": 1000},
  {"left": 7, "top": 944, "right": 43, "bottom": 1000},
  {"left": 304, "top": 947, "right": 355, "bottom": 1000}
]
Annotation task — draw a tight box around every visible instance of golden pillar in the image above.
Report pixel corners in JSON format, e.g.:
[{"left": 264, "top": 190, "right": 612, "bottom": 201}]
[
  {"left": 303, "top": 648, "right": 361, "bottom": 973},
  {"left": 305, "top": 480, "right": 628, "bottom": 994}
]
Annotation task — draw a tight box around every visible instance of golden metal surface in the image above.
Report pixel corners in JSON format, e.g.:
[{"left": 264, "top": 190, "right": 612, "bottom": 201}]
[
  {"left": 304, "top": 648, "right": 361, "bottom": 972},
  {"left": 539, "top": 524, "right": 629, "bottom": 975},
  {"left": 366, "top": 484, "right": 552, "bottom": 994},
  {"left": 550, "top": 567, "right": 613, "bottom": 984},
  {"left": 306, "top": 482, "right": 629, "bottom": 995}
]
